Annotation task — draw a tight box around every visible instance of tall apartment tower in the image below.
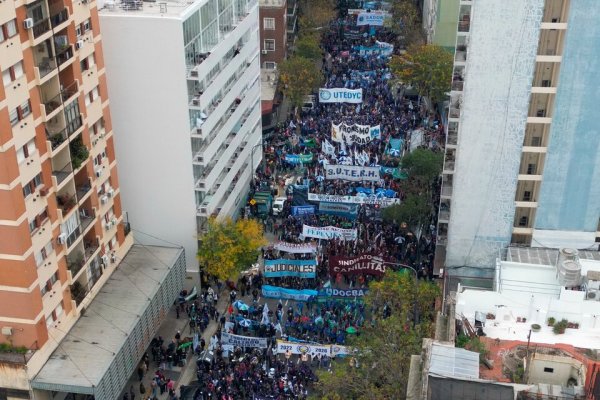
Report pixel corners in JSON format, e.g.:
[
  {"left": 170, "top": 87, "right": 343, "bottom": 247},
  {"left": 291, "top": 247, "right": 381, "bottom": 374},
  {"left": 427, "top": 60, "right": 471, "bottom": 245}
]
[
  {"left": 98, "top": 0, "right": 263, "bottom": 270},
  {"left": 0, "top": 0, "right": 132, "bottom": 393},
  {"left": 436, "top": 0, "right": 600, "bottom": 275}
]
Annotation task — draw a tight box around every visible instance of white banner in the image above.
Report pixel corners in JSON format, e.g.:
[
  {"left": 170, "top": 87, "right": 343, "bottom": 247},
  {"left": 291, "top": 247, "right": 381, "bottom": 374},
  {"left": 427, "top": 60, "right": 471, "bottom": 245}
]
[
  {"left": 272, "top": 241, "right": 317, "bottom": 254},
  {"left": 302, "top": 225, "right": 358, "bottom": 241},
  {"left": 325, "top": 165, "right": 381, "bottom": 182},
  {"left": 276, "top": 341, "right": 332, "bottom": 358},
  {"left": 308, "top": 192, "right": 401, "bottom": 207},
  {"left": 331, "top": 123, "right": 380, "bottom": 145},
  {"left": 322, "top": 138, "right": 337, "bottom": 157},
  {"left": 221, "top": 332, "right": 268, "bottom": 348},
  {"left": 357, "top": 12, "right": 387, "bottom": 26},
  {"left": 319, "top": 88, "right": 363, "bottom": 104}
]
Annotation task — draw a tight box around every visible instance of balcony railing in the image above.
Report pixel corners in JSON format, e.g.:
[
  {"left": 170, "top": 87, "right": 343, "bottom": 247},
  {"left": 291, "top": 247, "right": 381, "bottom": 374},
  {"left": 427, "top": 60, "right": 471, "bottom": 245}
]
[
  {"left": 52, "top": 161, "right": 73, "bottom": 186},
  {"left": 56, "top": 45, "right": 74, "bottom": 67},
  {"left": 57, "top": 192, "right": 77, "bottom": 214},
  {"left": 76, "top": 178, "right": 92, "bottom": 200},
  {"left": 65, "top": 225, "right": 82, "bottom": 248},
  {"left": 50, "top": 8, "right": 68, "bottom": 28},
  {"left": 47, "top": 128, "right": 67, "bottom": 150},
  {"left": 43, "top": 90, "right": 63, "bottom": 115},
  {"left": 37, "top": 58, "right": 57, "bottom": 79},
  {"left": 32, "top": 18, "right": 51, "bottom": 39}
]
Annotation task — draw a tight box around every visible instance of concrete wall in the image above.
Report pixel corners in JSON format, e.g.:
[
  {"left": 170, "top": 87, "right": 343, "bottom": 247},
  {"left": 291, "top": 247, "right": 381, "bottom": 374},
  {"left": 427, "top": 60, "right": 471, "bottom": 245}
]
[
  {"left": 432, "top": 0, "right": 460, "bottom": 51},
  {"left": 99, "top": 15, "right": 199, "bottom": 271},
  {"left": 535, "top": 0, "right": 600, "bottom": 235},
  {"left": 445, "top": 0, "right": 544, "bottom": 268},
  {"left": 529, "top": 354, "right": 585, "bottom": 386}
]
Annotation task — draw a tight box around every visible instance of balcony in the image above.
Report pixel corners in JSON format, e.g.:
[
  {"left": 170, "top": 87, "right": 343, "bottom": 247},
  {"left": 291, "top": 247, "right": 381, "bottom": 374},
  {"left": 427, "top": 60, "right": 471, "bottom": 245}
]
[
  {"left": 50, "top": 8, "right": 68, "bottom": 29},
  {"left": 76, "top": 178, "right": 92, "bottom": 201},
  {"left": 67, "top": 238, "right": 99, "bottom": 278},
  {"left": 56, "top": 192, "right": 77, "bottom": 214},
  {"left": 52, "top": 161, "right": 73, "bottom": 186},
  {"left": 32, "top": 18, "right": 51, "bottom": 39},
  {"left": 36, "top": 57, "right": 57, "bottom": 80},
  {"left": 56, "top": 45, "right": 74, "bottom": 68}
]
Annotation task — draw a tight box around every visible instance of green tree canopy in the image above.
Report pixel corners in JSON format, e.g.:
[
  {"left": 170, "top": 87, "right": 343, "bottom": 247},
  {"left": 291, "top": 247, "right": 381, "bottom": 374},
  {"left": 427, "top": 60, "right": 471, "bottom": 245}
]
[
  {"left": 385, "top": 0, "right": 423, "bottom": 45},
  {"left": 295, "top": 33, "right": 321, "bottom": 60},
  {"left": 401, "top": 148, "right": 443, "bottom": 186},
  {"left": 390, "top": 44, "right": 453, "bottom": 102},
  {"left": 197, "top": 217, "right": 267, "bottom": 281},
  {"left": 381, "top": 192, "right": 430, "bottom": 229},
  {"left": 298, "top": 0, "right": 335, "bottom": 31},
  {"left": 314, "top": 274, "right": 440, "bottom": 399},
  {"left": 279, "top": 55, "right": 322, "bottom": 108}
]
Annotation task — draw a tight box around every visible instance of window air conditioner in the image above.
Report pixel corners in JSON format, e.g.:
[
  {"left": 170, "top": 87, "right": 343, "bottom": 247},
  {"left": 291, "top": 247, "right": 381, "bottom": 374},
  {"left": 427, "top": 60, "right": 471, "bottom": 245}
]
[
  {"left": 261, "top": 50, "right": 268, "bottom": 55},
  {"left": 191, "top": 70, "right": 199, "bottom": 78},
  {"left": 101, "top": 255, "right": 109, "bottom": 266},
  {"left": 101, "top": 195, "right": 108, "bottom": 205},
  {"left": 75, "top": 40, "right": 84, "bottom": 50},
  {"left": 104, "top": 222, "right": 111, "bottom": 230},
  {"left": 23, "top": 18, "right": 34, "bottom": 29},
  {"left": 110, "top": 254, "right": 117, "bottom": 263},
  {"left": 58, "top": 233, "right": 67, "bottom": 244},
  {"left": 111, "top": 217, "right": 117, "bottom": 225},
  {"left": 192, "top": 98, "right": 201, "bottom": 106},
  {"left": 107, "top": 188, "right": 114, "bottom": 198}
]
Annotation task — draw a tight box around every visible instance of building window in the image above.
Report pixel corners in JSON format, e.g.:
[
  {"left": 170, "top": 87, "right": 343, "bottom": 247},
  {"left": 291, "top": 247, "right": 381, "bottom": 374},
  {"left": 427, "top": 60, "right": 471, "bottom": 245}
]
[
  {"left": 264, "top": 39, "right": 275, "bottom": 51},
  {"left": 264, "top": 62, "right": 277, "bottom": 70},
  {"left": 22, "top": 173, "right": 43, "bottom": 198},
  {"left": 9, "top": 100, "right": 32, "bottom": 126},
  {"left": 263, "top": 17, "right": 275, "bottom": 30},
  {"left": 0, "top": 388, "right": 30, "bottom": 399},
  {"left": 85, "top": 85, "right": 99, "bottom": 106},
  {"left": 29, "top": 207, "right": 49, "bottom": 235},
  {"left": 0, "top": 19, "right": 18, "bottom": 43},
  {"left": 543, "top": 367, "right": 554, "bottom": 373},
  {"left": 2, "top": 60, "right": 24, "bottom": 86},
  {"left": 80, "top": 53, "right": 95, "bottom": 72},
  {"left": 16, "top": 139, "right": 36, "bottom": 164}
]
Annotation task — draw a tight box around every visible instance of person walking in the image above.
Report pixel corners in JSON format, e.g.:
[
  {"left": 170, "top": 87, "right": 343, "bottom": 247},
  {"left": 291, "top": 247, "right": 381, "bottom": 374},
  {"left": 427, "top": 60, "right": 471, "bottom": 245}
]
[{"left": 129, "top": 385, "right": 136, "bottom": 400}]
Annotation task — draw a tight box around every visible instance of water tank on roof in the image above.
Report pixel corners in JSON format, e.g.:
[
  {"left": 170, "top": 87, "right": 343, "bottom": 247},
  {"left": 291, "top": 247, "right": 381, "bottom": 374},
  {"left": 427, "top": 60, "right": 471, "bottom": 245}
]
[{"left": 557, "top": 248, "right": 581, "bottom": 287}]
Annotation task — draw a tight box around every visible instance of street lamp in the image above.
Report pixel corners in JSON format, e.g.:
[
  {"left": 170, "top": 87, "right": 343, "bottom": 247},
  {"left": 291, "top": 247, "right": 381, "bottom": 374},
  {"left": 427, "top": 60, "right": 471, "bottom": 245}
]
[
  {"left": 383, "top": 261, "right": 420, "bottom": 326},
  {"left": 249, "top": 141, "right": 263, "bottom": 179}
]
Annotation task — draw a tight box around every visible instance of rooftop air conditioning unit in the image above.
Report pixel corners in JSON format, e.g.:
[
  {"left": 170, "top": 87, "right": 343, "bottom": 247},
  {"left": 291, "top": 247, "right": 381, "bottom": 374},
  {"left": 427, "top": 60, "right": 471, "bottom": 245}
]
[
  {"left": 57, "top": 233, "right": 67, "bottom": 244},
  {"left": 75, "top": 40, "right": 84, "bottom": 50},
  {"left": 23, "top": 18, "right": 34, "bottom": 29}
]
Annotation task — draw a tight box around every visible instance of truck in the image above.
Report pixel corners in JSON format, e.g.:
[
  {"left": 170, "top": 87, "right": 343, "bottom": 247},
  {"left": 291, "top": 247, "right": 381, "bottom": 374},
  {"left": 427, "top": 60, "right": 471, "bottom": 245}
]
[{"left": 252, "top": 191, "right": 273, "bottom": 217}]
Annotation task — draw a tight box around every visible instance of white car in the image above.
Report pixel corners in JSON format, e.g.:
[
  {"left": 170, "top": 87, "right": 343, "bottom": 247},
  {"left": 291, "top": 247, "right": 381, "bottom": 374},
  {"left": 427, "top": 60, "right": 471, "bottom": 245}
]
[{"left": 272, "top": 197, "right": 287, "bottom": 216}]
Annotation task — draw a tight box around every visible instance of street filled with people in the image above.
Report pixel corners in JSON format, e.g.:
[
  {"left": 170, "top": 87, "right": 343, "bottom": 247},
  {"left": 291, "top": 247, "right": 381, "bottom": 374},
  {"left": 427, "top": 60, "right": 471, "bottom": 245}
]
[{"left": 135, "top": 4, "right": 444, "bottom": 400}]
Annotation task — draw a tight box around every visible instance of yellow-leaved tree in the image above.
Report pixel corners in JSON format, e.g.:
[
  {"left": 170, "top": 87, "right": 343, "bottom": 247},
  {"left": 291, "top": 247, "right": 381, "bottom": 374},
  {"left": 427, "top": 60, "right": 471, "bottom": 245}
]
[{"left": 197, "top": 218, "right": 267, "bottom": 281}]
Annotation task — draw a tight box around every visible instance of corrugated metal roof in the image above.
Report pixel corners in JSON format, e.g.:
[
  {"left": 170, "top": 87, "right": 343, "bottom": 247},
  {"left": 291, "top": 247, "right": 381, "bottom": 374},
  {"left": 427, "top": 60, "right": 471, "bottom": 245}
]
[
  {"left": 505, "top": 247, "right": 600, "bottom": 265},
  {"left": 429, "top": 343, "right": 480, "bottom": 380}
]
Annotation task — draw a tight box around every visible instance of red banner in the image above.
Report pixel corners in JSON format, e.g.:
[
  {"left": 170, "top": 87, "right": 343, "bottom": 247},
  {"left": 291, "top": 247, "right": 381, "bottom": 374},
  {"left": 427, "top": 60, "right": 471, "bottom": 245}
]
[{"left": 329, "top": 254, "right": 389, "bottom": 276}]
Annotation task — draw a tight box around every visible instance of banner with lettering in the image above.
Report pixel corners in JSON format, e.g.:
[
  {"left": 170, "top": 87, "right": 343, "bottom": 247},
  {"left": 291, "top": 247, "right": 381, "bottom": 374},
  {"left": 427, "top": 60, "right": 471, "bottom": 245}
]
[
  {"left": 356, "top": 12, "right": 387, "bottom": 26},
  {"left": 308, "top": 192, "right": 401, "bottom": 207},
  {"left": 285, "top": 153, "right": 314, "bottom": 164},
  {"left": 291, "top": 205, "right": 315, "bottom": 216},
  {"left": 331, "top": 123, "right": 381, "bottom": 145},
  {"left": 272, "top": 241, "right": 317, "bottom": 254},
  {"left": 221, "top": 332, "right": 268, "bottom": 348},
  {"left": 261, "top": 285, "right": 318, "bottom": 302},
  {"left": 319, "top": 88, "right": 363, "bottom": 104},
  {"left": 329, "top": 254, "right": 389, "bottom": 276},
  {"left": 302, "top": 225, "right": 358, "bottom": 241},
  {"left": 325, "top": 165, "right": 381, "bottom": 182},
  {"left": 264, "top": 259, "right": 317, "bottom": 278},
  {"left": 318, "top": 287, "right": 369, "bottom": 298},
  {"left": 318, "top": 202, "right": 359, "bottom": 219},
  {"left": 352, "top": 41, "right": 394, "bottom": 57},
  {"left": 276, "top": 340, "right": 354, "bottom": 358}
]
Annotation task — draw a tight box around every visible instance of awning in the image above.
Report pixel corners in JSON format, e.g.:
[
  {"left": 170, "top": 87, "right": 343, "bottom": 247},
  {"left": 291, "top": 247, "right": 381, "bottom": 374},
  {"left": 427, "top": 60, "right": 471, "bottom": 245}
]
[
  {"left": 31, "top": 245, "right": 185, "bottom": 399},
  {"left": 262, "top": 100, "right": 274, "bottom": 115}
]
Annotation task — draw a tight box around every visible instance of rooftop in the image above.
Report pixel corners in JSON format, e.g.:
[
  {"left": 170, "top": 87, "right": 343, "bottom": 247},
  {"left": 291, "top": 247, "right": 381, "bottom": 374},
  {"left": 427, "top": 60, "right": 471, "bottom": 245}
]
[
  {"left": 259, "top": 0, "right": 285, "bottom": 7},
  {"left": 429, "top": 342, "right": 480, "bottom": 380},
  {"left": 32, "top": 245, "right": 183, "bottom": 391},
  {"left": 504, "top": 246, "right": 600, "bottom": 265},
  {"left": 98, "top": 0, "right": 197, "bottom": 17}
]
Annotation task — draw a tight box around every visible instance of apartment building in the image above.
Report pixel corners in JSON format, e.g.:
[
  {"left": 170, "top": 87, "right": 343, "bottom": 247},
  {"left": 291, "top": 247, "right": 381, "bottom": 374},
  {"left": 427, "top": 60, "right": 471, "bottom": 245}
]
[
  {"left": 98, "top": 0, "right": 263, "bottom": 270},
  {"left": 0, "top": 0, "right": 133, "bottom": 394},
  {"left": 437, "top": 0, "right": 600, "bottom": 276}
]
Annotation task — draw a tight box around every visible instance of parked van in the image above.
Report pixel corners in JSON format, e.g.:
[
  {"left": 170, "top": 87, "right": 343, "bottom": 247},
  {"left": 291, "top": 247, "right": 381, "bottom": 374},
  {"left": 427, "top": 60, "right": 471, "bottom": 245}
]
[
  {"left": 301, "top": 95, "right": 316, "bottom": 112},
  {"left": 272, "top": 197, "right": 287, "bottom": 216}
]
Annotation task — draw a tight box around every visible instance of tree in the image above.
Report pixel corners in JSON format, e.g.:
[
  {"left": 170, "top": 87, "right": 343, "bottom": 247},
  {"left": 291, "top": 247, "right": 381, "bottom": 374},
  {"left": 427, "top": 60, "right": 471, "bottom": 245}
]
[
  {"left": 295, "top": 33, "right": 321, "bottom": 60},
  {"left": 390, "top": 44, "right": 453, "bottom": 103},
  {"left": 279, "top": 56, "right": 322, "bottom": 109},
  {"left": 298, "top": 0, "right": 335, "bottom": 31},
  {"left": 314, "top": 274, "right": 440, "bottom": 399},
  {"left": 197, "top": 218, "right": 267, "bottom": 281},
  {"left": 401, "top": 148, "right": 443, "bottom": 186},
  {"left": 381, "top": 192, "right": 430, "bottom": 229},
  {"left": 385, "top": 0, "right": 423, "bottom": 46}
]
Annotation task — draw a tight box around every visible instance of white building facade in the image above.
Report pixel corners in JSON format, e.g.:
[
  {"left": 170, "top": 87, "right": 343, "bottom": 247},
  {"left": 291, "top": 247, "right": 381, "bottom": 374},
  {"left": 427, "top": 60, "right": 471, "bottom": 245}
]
[
  {"left": 98, "top": 0, "right": 263, "bottom": 270},
  {"left": 437, "top": 0, "right": 600, "bottom": 276}
]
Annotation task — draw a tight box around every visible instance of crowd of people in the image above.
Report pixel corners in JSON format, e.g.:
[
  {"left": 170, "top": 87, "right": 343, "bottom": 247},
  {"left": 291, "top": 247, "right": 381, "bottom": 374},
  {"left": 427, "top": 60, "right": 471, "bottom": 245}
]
[{"left": 129, "top": 5, "right": 445, "bottom": 400}]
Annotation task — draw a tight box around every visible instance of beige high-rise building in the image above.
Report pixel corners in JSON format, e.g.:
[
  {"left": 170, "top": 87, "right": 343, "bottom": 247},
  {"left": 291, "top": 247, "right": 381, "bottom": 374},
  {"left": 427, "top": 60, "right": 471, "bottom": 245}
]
[{"left": 0, "top": 0, "right": 134, "bottom": 395}]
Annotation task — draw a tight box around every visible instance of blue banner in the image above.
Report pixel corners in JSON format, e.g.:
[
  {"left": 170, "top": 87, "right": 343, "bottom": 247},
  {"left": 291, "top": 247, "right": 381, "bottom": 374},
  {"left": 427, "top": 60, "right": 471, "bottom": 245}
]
[
  {"left": 318, "top": 202, "right": 359, "bottom": 219},
  {"left": 264, "top": 259, "right": 317, "bottom": 278},
  {"left": 261, "top": 285, "right": 318, "bottom": 302},
  {"left": 292, "top": 205, "right": 315, "bottom": 216},
  {"left": 318, "top": 287, "right": 369, "bottom": 298}
]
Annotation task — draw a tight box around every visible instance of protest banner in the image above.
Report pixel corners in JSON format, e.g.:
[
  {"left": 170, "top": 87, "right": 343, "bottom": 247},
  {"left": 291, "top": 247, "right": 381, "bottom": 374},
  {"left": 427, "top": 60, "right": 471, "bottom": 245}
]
[
  {"left": 285, "top": 153, "right": 313, "bottom": 164},
  {"left": 318, "top": 287, "right": 369, "bottom": 298},
  {"left": 318, "top": 202, "right": 359, "bottom": 219},
  {"left": 221, "top": 332, "right": 268, "bottom": 348},
  {"left": 356, "top": 11, "right": 387, "bottom": 26},
  {"left": 264, "top": 259, "right": 317, "bottom": 278},
  {"left": 308, "top": 192, "right": 401, "bottom": 207},
  {"left": 302, "top": 225, "right": 358, "bottom": 241},
  {"left": 319, "top": 88, "right": 363, "bottom": 104},
  {"left": 276, "top": 341, "right": 331, "bottom": 358},
  {"left": 329, "top": 253, "right": 389, "bottom": 276},
  {"left": 272, "top": 241, "right": 317, "bottom": 254},
  {"left": 331, "top": 123, "right": 380, "bottom": 145},
  {"left": 352, "top": 41, "right": 394, "bottom": 57},
  {"left": 325, "top": 165, "right": 381, "bottom": 182},
  {"left": 330, "top": 344, "right": 354, "bottom": 358},
  {"left": 291, "top": 205, "right": 315, "bottom": 216},
  {"left": 261, "top": 285, "right": 318, "bottom": 302}
]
